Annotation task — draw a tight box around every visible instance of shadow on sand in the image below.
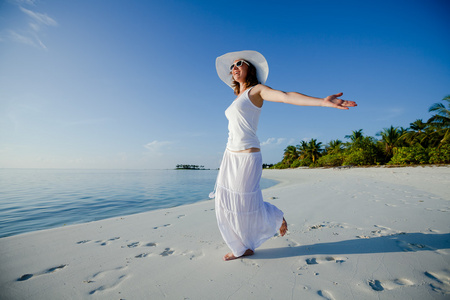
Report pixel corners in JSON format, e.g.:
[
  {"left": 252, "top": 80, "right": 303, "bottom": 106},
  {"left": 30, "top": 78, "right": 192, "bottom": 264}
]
[{"left": 254, "top": 232, "right": 450, "bottom": 260}]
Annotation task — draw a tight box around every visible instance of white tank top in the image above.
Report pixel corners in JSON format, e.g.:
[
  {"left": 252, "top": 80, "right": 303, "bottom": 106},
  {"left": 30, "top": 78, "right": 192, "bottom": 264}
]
[{"left": 225, "top": 87, "right": 261, "bottom": 151}]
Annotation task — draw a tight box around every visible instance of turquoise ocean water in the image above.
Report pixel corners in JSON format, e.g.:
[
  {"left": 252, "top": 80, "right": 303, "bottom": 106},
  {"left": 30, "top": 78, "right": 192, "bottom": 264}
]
[{"left": 0, "top": 169, "right": 277, "bottom": 238}]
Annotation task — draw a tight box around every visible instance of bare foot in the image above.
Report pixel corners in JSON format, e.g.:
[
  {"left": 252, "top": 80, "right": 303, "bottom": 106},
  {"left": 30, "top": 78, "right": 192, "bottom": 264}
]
[
  {"left": 280, "top": 218, "right": 288, "bottom": 236},
  {"left": 223, "top": 249, "right": 254, "bottom": 261}
]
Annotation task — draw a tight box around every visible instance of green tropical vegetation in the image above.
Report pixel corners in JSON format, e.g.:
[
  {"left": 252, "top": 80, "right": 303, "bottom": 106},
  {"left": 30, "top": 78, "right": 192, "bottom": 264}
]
[
  {"left": 176, "top": 164, "right": 208, "bottom": 170},
  {"left": 272, "top": 95, "right": 450, "bottom": 168}
]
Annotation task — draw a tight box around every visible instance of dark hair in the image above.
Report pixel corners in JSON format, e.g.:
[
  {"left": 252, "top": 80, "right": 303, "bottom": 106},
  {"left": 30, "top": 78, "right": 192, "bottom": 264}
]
[{"left": 231, "top": 60, "right": 259, "bottom": 95}]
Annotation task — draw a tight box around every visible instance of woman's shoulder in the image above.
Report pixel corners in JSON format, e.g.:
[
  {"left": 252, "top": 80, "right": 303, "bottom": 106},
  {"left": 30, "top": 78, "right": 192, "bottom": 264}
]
[
  {"left": 249, "top": 84, "right": 273, "bottom": 98},
  {"left": 248, "top": 84, "right": 268, "bottom": 95},
  {"left": 248, "top": 84, "right": 267, "bottom": 108}
]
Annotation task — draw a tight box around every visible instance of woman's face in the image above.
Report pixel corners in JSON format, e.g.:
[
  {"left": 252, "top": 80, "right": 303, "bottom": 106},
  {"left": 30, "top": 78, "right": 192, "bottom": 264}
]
[{"left": 231, "top": 59, "right": 248, "bottom": 83}]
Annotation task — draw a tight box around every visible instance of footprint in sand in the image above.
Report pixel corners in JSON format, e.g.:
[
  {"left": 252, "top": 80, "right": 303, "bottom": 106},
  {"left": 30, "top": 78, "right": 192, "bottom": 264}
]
[
  {"left": 371, "top": 225, "right": 391, "bottom": 236},
  {"left": 317, "top": 290, "right": 335, "bottom": 300},
  {"left": 305, "top": 256, "right": 347, "bottom": 265},
  {"left": 85, "top": 266, "right": 129, "bottom": 295},
  {"left": 396, "top": 240, "right": 429, "bottom": 252},
  {"left": 130, "top": 243, "right": 158, "bottom": 258},
  {"left": 122, "top": 242, "right": 159, "bottom": 260},
  {"left": 425, "top": 270, "right": 450, "bottom": 294},
  {"left": 17, "top": 264, "right": 68, "bottom": 281},
  {"left": 368, "top": 279, "right": 384, "bottom": 291},
  {"left": 153, "top": 224, "right": 171, "bottom": 230},
  {"left": 240, "top": 259, "right": 259, "bottom": 267},
  {"left": 307, "top": 222, "right": 349, "bottom": 232},
  {"left": 285, "top": 238, "right": 300, "bottom": 247},
  {"left": 121, "top": 241, "right": 157, "bottom": 249},
  {"left": 368, "top": 278, "right": 414, "bottom": 291},
  {"left": 126, "top": 241, "right": 140, "bottom": 248},
  {"left": 356, "top": 235, "right": 370, "bottom": 239},
  {"left": 76, "top": 240, "right": 91, "bottom": 244},
  {"left": 181, "top": 250, "right": 205, "bottom": 261},
  {"left": 371, "top": 225, "right": 405, "bottom": 237},
  {"left": 135, "top": 253, "right": 150, "bottom": 258},
  {"left": 160, "top": 248, "right": 175, "bottom": 256},
  {"left": 94, "top": 237, "right": 120, "bottom": 246},
  {"left": 309, "top": 224, "right": 325, "bottom": 230}
]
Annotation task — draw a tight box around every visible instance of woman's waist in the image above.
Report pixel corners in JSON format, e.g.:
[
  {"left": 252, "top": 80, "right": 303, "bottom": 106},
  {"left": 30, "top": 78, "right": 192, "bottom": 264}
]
[
  {"left": 227, "top": 147, "right": 260, "bottom": 153},
  {"left": 226, "top": 135, "right": 260, "bottom": 152}
]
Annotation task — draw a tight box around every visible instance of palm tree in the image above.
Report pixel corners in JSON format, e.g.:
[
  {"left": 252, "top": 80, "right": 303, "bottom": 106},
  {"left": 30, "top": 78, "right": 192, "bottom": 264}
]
[
  {"left": 410, "top": 119, "right": 428, "bottom": 132},
  {"left": 428, "top": 95, "right": 450, "bottom": 145},
  {"left": 401, "top": 119, "right": 429, "bottom": 146},
  {"left": 345, "top": 129, "right": 364, "bottom": 149},
  {"left": 345, "top": 129, "right": 363, "bottom": 142},
  {"left": 301, "top": 139, "right": 323, "bottom": 163},
  {"left": 295, "top": 140, "right": 306, "bottom": 157},
  {"left": 325, "top": 139, "right": 343, "bottom": 155},
  {"left": 377, "top": 126, "right": 402, "bottom": 157},
  {"left": 282, "top": 145, "right": 298, "bottom": 165},
  {"left": 397, "top": 127, "right": 409, "bottom": 147}
]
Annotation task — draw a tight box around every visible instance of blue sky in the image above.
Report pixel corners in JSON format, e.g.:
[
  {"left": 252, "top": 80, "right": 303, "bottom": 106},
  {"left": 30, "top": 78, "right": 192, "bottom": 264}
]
[{"left": 1, "top": 0, "right": 449, "bottom": 169}]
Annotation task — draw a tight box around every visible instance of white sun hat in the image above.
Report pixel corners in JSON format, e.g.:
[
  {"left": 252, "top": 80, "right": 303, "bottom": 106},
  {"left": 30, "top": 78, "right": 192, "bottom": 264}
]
[{"left": 215, "top": 50, "right": 269, "bottom": 88}]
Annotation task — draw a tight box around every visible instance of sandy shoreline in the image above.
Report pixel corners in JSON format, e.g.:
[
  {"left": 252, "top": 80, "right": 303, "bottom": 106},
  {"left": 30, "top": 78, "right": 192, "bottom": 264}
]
[{"left": 1, "top": 166, "right": 449, "bottom": 299}]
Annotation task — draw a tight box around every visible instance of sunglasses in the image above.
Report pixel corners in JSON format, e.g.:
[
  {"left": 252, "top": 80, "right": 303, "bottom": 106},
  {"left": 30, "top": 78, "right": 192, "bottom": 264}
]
[{"left": 230, "top": 60, "right": 249, "bottom": 70}]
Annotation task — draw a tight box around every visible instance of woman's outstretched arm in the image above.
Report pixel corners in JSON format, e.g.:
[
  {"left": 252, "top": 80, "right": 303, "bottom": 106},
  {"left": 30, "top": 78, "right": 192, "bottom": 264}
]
[{"left": 252, "top": 84, "right": 357, "bottom": 110}]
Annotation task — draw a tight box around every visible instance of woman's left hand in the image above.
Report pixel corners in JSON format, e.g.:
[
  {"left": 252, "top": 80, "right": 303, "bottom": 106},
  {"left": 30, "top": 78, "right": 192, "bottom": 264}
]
[{"left": 323, "top": 93, "right": 357, "bottom": 110}]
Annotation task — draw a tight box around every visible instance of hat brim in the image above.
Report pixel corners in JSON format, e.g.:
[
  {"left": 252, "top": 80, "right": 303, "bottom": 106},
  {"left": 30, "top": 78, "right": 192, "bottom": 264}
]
[{"left": 216, "top": 50, "right": 269, "bottom": 88}]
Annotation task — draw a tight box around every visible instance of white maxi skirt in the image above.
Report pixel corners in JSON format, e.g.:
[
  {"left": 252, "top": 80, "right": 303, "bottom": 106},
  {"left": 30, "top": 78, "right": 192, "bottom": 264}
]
[{"left": 214, "top": 149, "right": 284, "bottom": 257}]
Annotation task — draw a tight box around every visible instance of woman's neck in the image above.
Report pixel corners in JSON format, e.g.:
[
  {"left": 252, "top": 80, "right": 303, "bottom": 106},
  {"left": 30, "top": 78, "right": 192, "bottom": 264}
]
[{"left": 237, "top": 83, "right": 248, "bottom": 95}]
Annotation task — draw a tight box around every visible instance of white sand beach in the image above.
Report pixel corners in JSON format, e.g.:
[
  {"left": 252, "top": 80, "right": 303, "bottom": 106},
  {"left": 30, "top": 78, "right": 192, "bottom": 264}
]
[{"left": 1, "top": 166, "right": 449, "bottom": 299}]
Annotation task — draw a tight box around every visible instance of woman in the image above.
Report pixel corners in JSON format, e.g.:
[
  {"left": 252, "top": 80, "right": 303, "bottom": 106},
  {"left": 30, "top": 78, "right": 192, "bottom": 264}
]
[{"left": 213, "top": 50, "right": 357, "bottom": 261}]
